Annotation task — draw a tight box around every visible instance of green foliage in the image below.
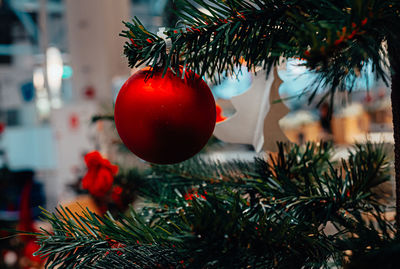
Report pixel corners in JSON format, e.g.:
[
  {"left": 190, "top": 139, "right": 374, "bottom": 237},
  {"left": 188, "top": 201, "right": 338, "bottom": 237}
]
[
  {"left": 34, "top": 142, "right": 396, "bottom": 268},
  {"left": 121, "top": 0, "right": 400, "bottom": 103},
  {"left": 36, "top": 205, "right": 176, "bottom": 268}
]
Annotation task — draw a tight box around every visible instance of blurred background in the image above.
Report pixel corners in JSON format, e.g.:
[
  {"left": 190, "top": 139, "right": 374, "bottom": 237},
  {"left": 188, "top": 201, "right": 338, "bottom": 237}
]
[{"left": 0, "top": 0, "right": 393, "bottom": 268}]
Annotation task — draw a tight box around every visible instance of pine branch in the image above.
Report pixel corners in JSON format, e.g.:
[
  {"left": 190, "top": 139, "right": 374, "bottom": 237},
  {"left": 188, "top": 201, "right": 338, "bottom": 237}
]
[
  {"left": 117, "top": 141, "right": 391, "bottom": 231},
  {"left": 35, "top": 198, "right": 396, "bottom": 268},
  {"left": 92, "top": 245, "right": 180, "bottom": 269},
  {"left": 121, "top": 0, "right": 297, "bottom": 79},
  {"left": 36, "top": 197, "right": 337, "bottom": 268},
  {"left": 35, "top": 206, "right": 178, "bottom": 268},
  {"left": 119, "top": 156, "right": 259, "bottom": 207},
  {"left": 34, "top": 142, "right": 393, "bottom": 268},
  {"left": 118, "top": 142, "right": 333, "bottom": 208},
  {"left": 252, "top": 142, "right": 391, "bottom": 224},
  {"left": 121, "top": 0, "right": 399, "bottom": 102}
]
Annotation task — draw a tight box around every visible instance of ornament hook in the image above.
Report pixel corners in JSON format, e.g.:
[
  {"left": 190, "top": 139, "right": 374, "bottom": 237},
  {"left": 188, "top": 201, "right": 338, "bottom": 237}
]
[{"left": 157, "top": 27, "right": 172, "bottom": 53}]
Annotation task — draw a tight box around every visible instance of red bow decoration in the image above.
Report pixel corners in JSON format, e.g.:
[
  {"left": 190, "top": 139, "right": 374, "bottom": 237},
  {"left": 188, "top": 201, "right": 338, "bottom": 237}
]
[{"left": 82, "top": 151, "right": 119, "bottom": 197}]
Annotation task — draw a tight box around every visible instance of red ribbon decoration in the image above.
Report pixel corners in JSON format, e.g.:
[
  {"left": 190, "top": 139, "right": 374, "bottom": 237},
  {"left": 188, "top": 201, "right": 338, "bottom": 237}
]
[{"left": 82, "top": 151, "right": 119, "bottom": 197}]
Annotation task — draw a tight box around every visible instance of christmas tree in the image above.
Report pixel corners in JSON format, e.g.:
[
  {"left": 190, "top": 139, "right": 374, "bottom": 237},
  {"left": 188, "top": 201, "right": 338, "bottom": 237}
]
[{"left": 31, "top": 0, "right": 400, "bottom": 268}]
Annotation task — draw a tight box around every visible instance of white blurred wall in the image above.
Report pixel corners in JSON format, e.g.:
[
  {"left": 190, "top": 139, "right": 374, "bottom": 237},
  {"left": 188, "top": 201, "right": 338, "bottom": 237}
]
[
  {"left": 48, "top": 0, "right": 131, "bottom": 205},
  {"left": 65, "top": 0, "right": 131, "bottom": 104}
]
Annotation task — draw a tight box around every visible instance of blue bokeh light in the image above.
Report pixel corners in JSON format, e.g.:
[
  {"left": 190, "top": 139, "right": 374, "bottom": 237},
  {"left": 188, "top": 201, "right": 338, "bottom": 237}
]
[{"left": 212, "top": 66, "right": 252, "bottom": 99}]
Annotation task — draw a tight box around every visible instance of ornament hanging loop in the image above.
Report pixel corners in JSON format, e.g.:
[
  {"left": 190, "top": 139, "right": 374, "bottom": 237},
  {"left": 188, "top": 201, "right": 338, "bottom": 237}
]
[
  {"left": 155, "top": 27, "right": 172, "bottom": 68},
  {"left": 157, "top": 27, "right": 172, "bottom": 53}
]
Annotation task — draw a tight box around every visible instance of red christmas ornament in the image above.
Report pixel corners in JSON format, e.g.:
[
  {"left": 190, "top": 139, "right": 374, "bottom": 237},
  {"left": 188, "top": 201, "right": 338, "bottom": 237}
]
[
  {"left": 114, "top": 67, "right": 216, "bottom": 164},
  {"left": 82, "top": 151, "right": 119, "bottom": 197}
]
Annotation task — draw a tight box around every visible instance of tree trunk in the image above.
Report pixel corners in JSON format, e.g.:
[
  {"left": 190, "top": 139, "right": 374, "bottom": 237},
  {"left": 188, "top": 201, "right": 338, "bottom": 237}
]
[
  {"left": 389, "top": 43, "right": 400, "bottom": 229},
  {"left": 392, "top": 75, "right": 400, "bottom": 229}
]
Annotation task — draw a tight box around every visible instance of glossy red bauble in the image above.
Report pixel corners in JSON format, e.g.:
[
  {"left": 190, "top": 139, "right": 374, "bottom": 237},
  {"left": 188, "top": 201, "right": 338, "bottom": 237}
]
[{"left": 114, "top": 67, "right": 216, "bottom": 164}]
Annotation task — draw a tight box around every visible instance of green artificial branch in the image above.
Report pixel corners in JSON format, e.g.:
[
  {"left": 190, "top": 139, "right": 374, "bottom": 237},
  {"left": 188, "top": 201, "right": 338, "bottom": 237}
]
[
  {"left": 34, "top": 142, "right": 396, "bottom": 268},
  {"left": 36, "top": 205, "right": 179, "bottom": 268},
  {"left": 121, "top": 0, "right": 398, "bottom": 102}
]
